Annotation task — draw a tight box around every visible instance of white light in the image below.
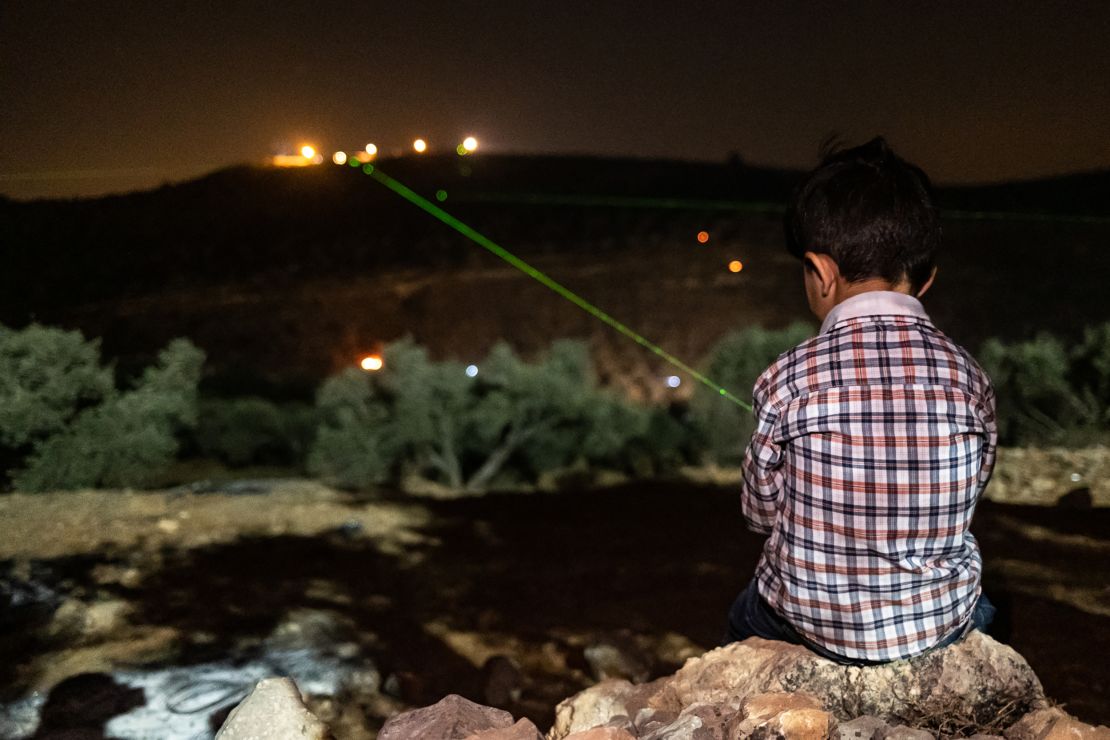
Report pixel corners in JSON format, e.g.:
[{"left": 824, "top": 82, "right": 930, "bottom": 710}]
[
  {"left": 465, "top": 364, "right": 479, "bottom": 378},
  {"left": 666, "top": 375, "right": 681, "bottom": 388},
  {"left": 332, "top": 151, "right": 347, "bottom": 165},
  {"left": 365, "top": 143, "right": 378, "bottom": 156},
  {"left": 300, "top": 145, "right": 316, "bottom": 159},
  {"left": 462, "top": 136, "right": 478, "bottom": 152},
  {"left": 1071, "top": 472, "right": 1082, "bottom": 482},
  {"left": 413, "top": 138, "right": 427, "bottom": 153}
]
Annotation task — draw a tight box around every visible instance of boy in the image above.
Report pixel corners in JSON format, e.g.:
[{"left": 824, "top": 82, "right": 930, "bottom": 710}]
[{"left": 724, "top": 137, "right": 997, "bottom": 665}]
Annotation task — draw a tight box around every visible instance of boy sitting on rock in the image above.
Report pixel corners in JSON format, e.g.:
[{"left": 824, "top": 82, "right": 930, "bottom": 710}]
[{"left": 724, "top": 137, "right": 997, "bottom": 665}]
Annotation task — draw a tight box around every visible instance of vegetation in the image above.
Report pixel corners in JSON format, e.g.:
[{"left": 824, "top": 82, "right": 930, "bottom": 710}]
[
  {"left": 3, "top": 320, "right": 1108, "bottom": 493},
  {"left": 0, "top": 325, "right": 204, "bottom": 491}
]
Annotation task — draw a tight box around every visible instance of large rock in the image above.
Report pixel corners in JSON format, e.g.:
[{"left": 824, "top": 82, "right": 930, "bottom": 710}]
[
  {"left": 551, "top": 633, "right": 1046, "bottom": 738},
  {"left": 215, "top": 677, "right": 333, "bottom": 739},
  {"left": 1004, "top": 708, "right": 1110, "bottom": 740}
]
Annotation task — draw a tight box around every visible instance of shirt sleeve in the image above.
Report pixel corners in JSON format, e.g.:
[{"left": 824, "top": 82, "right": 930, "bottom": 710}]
[
  {"left": 740, "top": 373, "right": 786, "bottom": 534},
  {"left": 977, "top": 379, "right": 998, "bottom": 490}
]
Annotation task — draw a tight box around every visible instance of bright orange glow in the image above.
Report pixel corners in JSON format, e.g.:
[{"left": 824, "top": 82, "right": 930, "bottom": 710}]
[
  {"left": 462, "top": 136, "right": 478, "bottom": 152},
  {"left": 413, "top": 138, "right": 427, "bottom": 153},
  {"left": 728, "top": 260, "right": 744, "bottom": 273},
  {"left": 365, "top": 143, "right": 378, "bottom": 156},
  {"left": 697, "top": 230, "right": 710, "bottom": 244},
  {"left": 300, "top": 145, "right": 316, "bottom": 159},
  {"left": 360, "top": 355, "right": 384, "bottom": 371},
  {"left": 271, "top": 154, "right": 314, "bottom": 167},
  {"left": 332, "top": 151, "right": 348, "bottom": 165}
]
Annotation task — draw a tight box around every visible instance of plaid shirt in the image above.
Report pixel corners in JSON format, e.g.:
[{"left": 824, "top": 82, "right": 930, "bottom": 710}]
[{"left": 741, "top": 292, "right": 997, "bottom": 662}]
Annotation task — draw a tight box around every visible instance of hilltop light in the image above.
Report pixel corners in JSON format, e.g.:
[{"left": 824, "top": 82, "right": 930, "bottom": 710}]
[
  {"left": 300, "top": 145, "right": 316, "bottom": 159},
  {"left": 365, "top": 143, "right": 378, "bottom": 156},
  {"left": 462, "top": 136, "right": 478, "bottom": 153},
  {"left": 666, "top": 375, "right": 681, "bottom": 388},
  {"left": 728, "top": 259, "right": 744, "bottom": 273},
  {"left": 332, "top": 151, "right": 348, "bottom": 165},
  {"left": 413, "top": 138, "right": 427, "bottom": 153},
  {"left": 360, "top": 354, "right": 384, "bottom": 372},
  {"left": 697, "top": 230, "right": 710, "bottom": 244},
  {"left": 465, "top": 364, "right": 479, "bottom": 378}
]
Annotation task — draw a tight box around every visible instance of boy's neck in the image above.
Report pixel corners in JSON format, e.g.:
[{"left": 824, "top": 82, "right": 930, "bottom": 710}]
[{"left": 836, "top": 277, "right": 914, "bottom": 304}]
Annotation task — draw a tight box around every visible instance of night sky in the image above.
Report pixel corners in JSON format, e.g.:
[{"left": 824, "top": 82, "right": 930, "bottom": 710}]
[{"left": 2, "top": 1, "right": 1109, "bottom": 199}]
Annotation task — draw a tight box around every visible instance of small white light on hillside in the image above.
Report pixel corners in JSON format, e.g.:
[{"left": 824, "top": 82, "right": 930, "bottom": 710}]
[
  {"left": 1071, "top": 472, "right": 1082, "bottom": 482},
  {"left": 465, "top": 364, "right": 479, "bottom": 378},
  {"left": 332, "top": 151, "right": 347, "bottom": 165},
  {"left": 666, "top": 375, "right": 681, "bottom": 388}
]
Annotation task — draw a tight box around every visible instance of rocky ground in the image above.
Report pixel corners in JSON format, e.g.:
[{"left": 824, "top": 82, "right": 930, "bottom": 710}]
[{"left": 0, "top": 471, "right": 1107, "bottom": 738}]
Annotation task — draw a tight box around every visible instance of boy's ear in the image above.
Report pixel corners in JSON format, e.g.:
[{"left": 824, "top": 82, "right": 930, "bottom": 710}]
[
  {"left": 803, "top": 251, "right": 839, "bottom": 297},
  {"left": 915, "top": 267, "right": 938, "bottom": 298}
]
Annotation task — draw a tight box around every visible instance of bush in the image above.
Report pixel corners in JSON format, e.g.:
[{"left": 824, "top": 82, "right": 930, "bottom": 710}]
[
  {"left": 0, "top": 324, "right": 114, "bottom": 448},
  {"left": 195, "top": 397, "right": 317, "bottom": 468},
  {"left": 12, "top": 338, "right": 205, "bottom": 491},
  {"left": 307, "top": 338, "right": 685, "bottom": 491},
  {"left": 691, "top": 323, "right": 814, "bottom": 464}
]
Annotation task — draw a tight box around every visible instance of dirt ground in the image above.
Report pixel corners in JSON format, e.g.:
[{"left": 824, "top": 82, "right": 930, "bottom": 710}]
[{"left": 1, "top": 480, "right": 1108, "bottom": 736}]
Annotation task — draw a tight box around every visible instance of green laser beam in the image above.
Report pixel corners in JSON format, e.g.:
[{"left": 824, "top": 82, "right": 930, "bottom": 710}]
[{"left": 364, "top": 166, "right": 753, "bottom": 411}]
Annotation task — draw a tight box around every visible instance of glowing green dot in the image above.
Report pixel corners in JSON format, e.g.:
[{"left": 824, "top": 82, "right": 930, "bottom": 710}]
[
  {"left": 719, "top": 388, "right": 726, "bottom": 395},
  {"left": 435, "top": 189, "right": 448, "bottom": 202},
  {"left": 349, "top": 158, "right": 360, "bottom": 167},
  {"left": 363, "top": 164, "right": 374, "bottom": 174},
  {"left": 456, "top": 144, "right": 468, "bottom": 156}
]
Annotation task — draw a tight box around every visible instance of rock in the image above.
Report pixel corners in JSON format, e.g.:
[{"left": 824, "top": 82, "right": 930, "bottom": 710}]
[
  {"left": 835, "top": 715, "right": 890, "bottom": 740},
  {"left": 379, "top": 693, "right": 516, "bottom": 740},
  {"left": 215, "top": 677, "right": 332, "bottom": 739},
  {"left": 1004, "top": 707, "right": 1110, "bottom": 740},
  {"left": 550, "top": 633, "right": 1046, "bottom": 739},
  {"left": 467, "top": 717, "right": 544, "bottom": 739},
  {"left": 47, "top": 598, "right": 132, "bottom": 641},
  {"left": 585, "top": 636, "right": 652, "bottom": 684},
  {"left": 882, "top": 725, "right": 934, "bottom": 740},
  {"left": 563, "top": 729, "right": 638, "bottom": 740},
  {"left": 483, "top": 654, "right": 525, "bottom": 705},
  {"left": 640, "top": 701, "right": 742, "bottom": 739},
  {"left": 734, "top": 693, "right": 834, "bottom": 740}
]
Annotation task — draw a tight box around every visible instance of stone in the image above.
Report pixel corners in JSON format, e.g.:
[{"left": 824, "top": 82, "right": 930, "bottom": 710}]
[
  {"left": 550, "top": 633, "right": 1047, "bottom": 739},
  {"left": 835, "top": 715, "right": 890, "bottom": 740},
  {"left": 215, "top": 677, "right": 332, "bottom": 739},
  {"left": 1004, "top": 708, "right": 1110, "bottom": 740},
  {"left": 585, "top": 636, "right": 652, "bottom": 684},
  {"left": 379, "top": 693, "right": 515, "bottom": 740},
  {"left": 640, "top": 701, "right": 742, "bottom": 739},
  {"left": 735, "top": 693, "right": 834, "bottom": 740},
  {"left": 882, "top": 725, "right": 934, "bottom": 740},
  {"left": 482, "top": 654, "right": 525, "bottom": 706},
  {"left": 466, "top": 717, "right": 544, "bottom": 739},
  {"left": 562, "top": 729, "right": 638, "bottom": 740}
]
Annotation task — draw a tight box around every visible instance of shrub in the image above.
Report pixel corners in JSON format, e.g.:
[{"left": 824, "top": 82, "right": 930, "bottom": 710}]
[
  {"left": 307, "top": 368, "right": 400, "bottom": 489},
  {"left": 691, "top": 323, "right": 814, "bottom": 464},
  {"left": 12, "top": 339, "right": 205, "bottom": 491},
  {"left": 195, "top": 397, "right": 317, "bottom": 468},
  {"left": 0, "top": 324, "right": 114, "bottom": 448}
]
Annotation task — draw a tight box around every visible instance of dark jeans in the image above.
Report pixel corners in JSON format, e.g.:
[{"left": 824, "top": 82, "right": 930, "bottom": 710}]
[{"left": 723, "top": 582, "right": 996, "bottom": 666}]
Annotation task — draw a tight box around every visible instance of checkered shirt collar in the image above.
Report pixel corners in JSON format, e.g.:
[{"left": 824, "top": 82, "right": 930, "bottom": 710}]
[{"left": 819, "top": 290, "right": 932, "bottom": 334}]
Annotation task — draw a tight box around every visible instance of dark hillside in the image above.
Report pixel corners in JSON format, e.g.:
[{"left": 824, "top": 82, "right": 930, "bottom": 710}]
[{"left": 3, "top": 156, "right": 1109, "bottom": 392}]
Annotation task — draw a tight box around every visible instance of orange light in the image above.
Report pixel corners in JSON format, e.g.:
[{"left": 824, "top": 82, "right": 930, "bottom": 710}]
[
  {"left": 462, "top": 136, "right": 478, "bottom": 152},
  {"left": 697, "top": 230, "right": 710, "bottom": 244},
  {"left": 413, "top": 138, "right": 427, "bottom": 153},
  {"left": 728, "top": 260, "right": 744, "bottom": 273},
  {"left": 360, "top": 355, "right": 384, "bottom": 371},
  {"left": 300, "top": 145, "right": 316, "bottom": 159}
]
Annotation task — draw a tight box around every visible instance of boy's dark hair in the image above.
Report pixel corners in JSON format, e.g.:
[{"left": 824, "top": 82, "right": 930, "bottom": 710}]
[{"left": 784, "top": 137, "right": 940, "bottom": 292}]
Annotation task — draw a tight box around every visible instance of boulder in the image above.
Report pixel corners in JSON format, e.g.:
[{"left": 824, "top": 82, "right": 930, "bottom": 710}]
[
  {"left": 378, "top": 693, "right": 516, "bottom": 740},
  {"left": 468, "top": 718, "right": 545, "bottom": 739},
  {"left": 215, "top": 677, "right": 332, "bottom": 739},
  {"left": 550, "top": 633, "right": 1046, "bottom": 739}
]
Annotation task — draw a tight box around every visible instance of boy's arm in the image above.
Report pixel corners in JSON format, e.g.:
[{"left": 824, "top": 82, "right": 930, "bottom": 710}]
[
  {"left": 740, "top": 380, "right": 785, "bottom": 535},
  {"left": 977, "top": 380, "right": 999, "bottom": 489}
]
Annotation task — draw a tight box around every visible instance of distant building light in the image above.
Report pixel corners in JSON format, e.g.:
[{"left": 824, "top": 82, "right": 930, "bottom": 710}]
[
  {"left": 697, "top": 230, "right": 710, "bottom": 244},
  {"left": 332, "top": 151, "right": 348, "bottom": 165},
  {"left": 728, "top": 259, "right": 744, "bottom": 273},
  {"left": 465, "top": 364, "right": 479, "bottom": 378},
  {"left": 666, "top": 375, "right": 681, "bottom": 388},
  {"left": 413, "top": 138, "right": 427, "bottom": 153},
  {"left": 360, "top": 355, "right": 384, "bottom": 372},
  {"left": 462, "top": 136, "right": 478, "bottom": 152},
  {"left": 300, "top": 145, "right": 316, "bottom": 159},
  {"left": 365, "top": 143, "right": 378, "bottom": 156}
]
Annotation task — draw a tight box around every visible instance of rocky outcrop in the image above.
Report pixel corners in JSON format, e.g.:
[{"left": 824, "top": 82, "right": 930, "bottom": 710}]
[
  {"left": 378, "top": 694, "right": 543, "bottom": 740},
  {"left": 551, "top": 633, "right": 1046, "bottom": 738}
]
